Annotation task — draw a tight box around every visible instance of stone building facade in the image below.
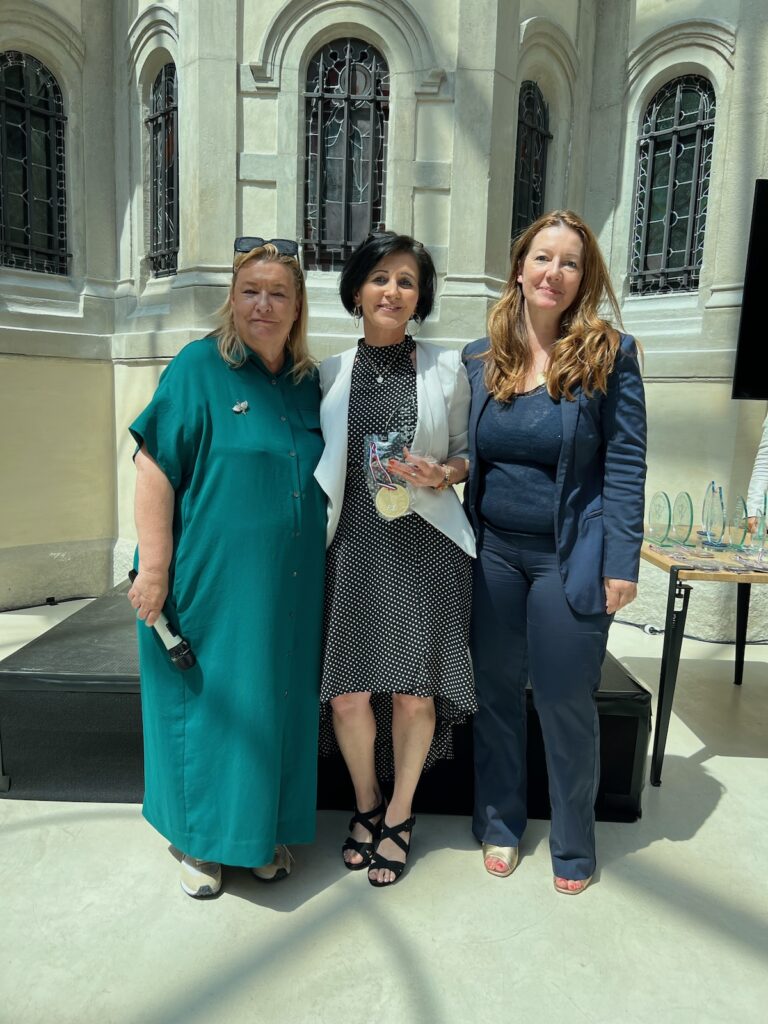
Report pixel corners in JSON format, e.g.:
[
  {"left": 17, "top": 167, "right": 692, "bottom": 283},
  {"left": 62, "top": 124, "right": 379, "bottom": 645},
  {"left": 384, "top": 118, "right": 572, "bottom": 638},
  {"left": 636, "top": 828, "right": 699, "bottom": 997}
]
[{"left": 2, "top": 0, "right": 767, "bottom": 636}]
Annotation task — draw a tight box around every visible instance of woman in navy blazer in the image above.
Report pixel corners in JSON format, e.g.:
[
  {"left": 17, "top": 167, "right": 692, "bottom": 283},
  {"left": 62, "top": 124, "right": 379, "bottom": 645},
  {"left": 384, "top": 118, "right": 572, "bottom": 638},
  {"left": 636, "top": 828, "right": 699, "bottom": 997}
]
[{"left": 462, "top": 210, "right": 646, "bottom": 894}]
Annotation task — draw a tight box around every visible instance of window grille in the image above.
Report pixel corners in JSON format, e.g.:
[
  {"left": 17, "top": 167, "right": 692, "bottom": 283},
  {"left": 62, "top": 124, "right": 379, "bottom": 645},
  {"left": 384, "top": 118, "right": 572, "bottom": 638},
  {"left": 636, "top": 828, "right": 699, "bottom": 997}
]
[
  {"left": 630, "top": 75, "right": 716, "bottom": 294},
  {"left": 511, "top": 81, "right": 551, "bottom": 239},
  {"left": 146, "top": 63, "right": 178, "bottom": 277},
  {"left": 0, "top": 51, "right": 68, "bottom": 275},
  {"left": 303, "top": 39, "right": 389, "bottom": 272}
]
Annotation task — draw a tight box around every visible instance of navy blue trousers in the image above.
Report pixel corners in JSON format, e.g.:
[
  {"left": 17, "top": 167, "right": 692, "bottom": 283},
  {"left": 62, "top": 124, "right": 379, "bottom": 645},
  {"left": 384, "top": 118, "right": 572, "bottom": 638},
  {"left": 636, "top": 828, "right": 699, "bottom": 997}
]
[{"left": 471, "top": 526, "right": 611, "bottom": 879}]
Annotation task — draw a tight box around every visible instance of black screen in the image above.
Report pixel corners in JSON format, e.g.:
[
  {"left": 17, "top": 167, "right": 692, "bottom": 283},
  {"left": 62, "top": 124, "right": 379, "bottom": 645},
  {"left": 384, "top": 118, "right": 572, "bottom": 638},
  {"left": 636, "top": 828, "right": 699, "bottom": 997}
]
[{"left": 732, "top": 179, "right": 768, "bottom": 400}]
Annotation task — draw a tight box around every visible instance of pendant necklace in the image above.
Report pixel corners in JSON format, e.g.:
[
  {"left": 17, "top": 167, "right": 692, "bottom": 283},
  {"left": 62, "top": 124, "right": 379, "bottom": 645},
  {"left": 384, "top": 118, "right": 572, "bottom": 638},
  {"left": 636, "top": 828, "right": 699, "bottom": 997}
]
[{"left": 356, "top": 335, "right": 411, "bottom": 384}]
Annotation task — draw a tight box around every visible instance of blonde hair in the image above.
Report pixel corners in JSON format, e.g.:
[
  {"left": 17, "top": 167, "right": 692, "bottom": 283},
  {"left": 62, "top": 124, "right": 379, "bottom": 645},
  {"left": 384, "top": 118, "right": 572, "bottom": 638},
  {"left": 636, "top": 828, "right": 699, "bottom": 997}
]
[
  {"left": 485, "top": 209, "right": 628, "bottom": 402},
  {"left": 212, "top": 245, "right": 314, "bottom": 380}
]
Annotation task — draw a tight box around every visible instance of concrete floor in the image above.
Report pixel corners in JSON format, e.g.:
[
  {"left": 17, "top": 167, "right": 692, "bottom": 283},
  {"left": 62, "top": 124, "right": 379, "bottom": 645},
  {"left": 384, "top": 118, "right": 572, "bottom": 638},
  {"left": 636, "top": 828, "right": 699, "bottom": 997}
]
[{"left": 1, "top": 603, "right": 767, "bottom": 1024}]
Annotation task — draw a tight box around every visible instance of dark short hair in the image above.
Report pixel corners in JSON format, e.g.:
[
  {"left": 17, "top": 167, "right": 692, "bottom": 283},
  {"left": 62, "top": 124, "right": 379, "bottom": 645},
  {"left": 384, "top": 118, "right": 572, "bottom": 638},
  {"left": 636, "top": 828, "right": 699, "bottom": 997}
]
[{"left": 339, "top": 232, "right": 437, "bottom": 323}]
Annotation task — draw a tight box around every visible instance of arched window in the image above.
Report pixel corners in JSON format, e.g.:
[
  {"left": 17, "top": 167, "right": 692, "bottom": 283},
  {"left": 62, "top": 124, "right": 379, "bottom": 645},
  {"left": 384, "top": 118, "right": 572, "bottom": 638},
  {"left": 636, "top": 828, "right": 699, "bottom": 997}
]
[
  {"left": 0, "top": 51, "right": 68, "bottom": 275},
  {"left": 303, "top": 38, "right": 389, "bottom": 272},
  {"left": 145, "top": 62, "right": 178, "bottom": 277},
  {"left": 511, "top": 81, "right": 551, "bottom": 239},
  {"left": 630, "top": 75, "right": 716, "bottom": 294}
]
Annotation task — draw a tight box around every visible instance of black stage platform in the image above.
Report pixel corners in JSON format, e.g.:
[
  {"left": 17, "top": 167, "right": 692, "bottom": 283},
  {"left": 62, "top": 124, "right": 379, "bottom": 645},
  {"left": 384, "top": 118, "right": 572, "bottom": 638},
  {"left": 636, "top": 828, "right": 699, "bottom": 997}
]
[{"left": 0, "top": 587, "right": 651, "bottom": 820}]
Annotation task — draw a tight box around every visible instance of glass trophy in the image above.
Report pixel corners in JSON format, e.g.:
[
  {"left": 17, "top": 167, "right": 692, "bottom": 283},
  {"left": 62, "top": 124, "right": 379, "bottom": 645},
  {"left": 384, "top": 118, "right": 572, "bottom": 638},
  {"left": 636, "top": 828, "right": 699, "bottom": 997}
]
[
  {"left": 645, "top": 490, "right": 672, "bottom": 544},
  {"left": 727, "top": 495, "right": 749, "bottom": 549},
  {"left": 670, "top": 491, "right": 694, "bottom": 545},
  {"left": 754, "top": 513, "right": 768, "bottom": 563},
  {"left": 364, "top": 396, "right": 419, "bottom": 522},
  {"left": 700, "top": 481, "right": 726, "bottom": 546}
]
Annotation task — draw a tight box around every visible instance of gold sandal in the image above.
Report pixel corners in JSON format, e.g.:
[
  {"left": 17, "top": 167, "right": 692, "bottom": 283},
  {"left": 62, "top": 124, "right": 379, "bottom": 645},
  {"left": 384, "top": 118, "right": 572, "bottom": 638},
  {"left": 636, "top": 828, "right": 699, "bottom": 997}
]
[{"left": 482, "top": 843, "right": 519, "bottom": 878}]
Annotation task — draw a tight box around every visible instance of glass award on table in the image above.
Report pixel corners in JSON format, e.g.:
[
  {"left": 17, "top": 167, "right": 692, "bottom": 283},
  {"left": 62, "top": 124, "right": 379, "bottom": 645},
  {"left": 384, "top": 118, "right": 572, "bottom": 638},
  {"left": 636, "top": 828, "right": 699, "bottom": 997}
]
[
  {"left": 670, "top": 490, "right": 694, "bottom": 545},
  {"left": 700, "top": 481, "right": 726, "bottom": 547},
  {"left": 727, "top": 495, "right": 749, "bottom": 549},
  {"left": 752, "top": 509, "right": 768, "bottom": 563},
  {"left": 645, "top": 490, "right": 672, "bottom": 545}
]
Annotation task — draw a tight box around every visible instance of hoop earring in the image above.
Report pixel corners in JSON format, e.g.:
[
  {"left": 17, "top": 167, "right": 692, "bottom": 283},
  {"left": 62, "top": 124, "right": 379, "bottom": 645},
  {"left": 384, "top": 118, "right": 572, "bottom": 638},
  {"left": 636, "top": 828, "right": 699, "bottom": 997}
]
[
  {"left": 409, "top": 314, "right": 421, "bottom": 337},
  {"left": 353, "top": 305, "right": 362, "bottom": 329}
]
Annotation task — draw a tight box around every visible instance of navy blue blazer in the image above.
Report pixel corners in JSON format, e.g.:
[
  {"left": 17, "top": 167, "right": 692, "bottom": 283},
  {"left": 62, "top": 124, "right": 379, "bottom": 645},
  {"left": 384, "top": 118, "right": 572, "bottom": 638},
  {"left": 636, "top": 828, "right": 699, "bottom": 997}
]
[{"left": 462, "top": 334, "right": 647, "bottom": 615}]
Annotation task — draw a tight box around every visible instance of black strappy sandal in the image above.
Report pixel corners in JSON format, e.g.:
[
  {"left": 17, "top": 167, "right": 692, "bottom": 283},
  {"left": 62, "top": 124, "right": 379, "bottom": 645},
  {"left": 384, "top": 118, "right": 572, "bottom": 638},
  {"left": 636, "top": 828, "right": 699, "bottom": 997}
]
[
  {"left": 367, "top": 815, "right": 415, "bottom": 887},
  {"left": 342, "top": 798, "right": 386, "bottom": 871}
]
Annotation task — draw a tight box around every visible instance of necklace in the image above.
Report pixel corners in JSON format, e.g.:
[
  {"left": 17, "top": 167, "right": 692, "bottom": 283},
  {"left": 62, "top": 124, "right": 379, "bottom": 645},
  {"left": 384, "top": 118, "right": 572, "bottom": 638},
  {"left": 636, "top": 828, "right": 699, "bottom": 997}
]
[{"left": 356, "top": 336, "right": 411, "bottom": 384}]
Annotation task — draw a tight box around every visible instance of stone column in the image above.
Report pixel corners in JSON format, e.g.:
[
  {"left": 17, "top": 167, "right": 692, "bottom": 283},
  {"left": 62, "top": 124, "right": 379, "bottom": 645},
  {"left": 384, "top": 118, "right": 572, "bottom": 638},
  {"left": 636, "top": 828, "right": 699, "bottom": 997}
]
[
  {"left": 582, "top": 0, "right": 631, "bottom": 265},
  {"left": 440, "top": 0, "right": 520, "bottom": 345},
  {"left": 175, "top": 0, "right": 239, "bottom": 281}
]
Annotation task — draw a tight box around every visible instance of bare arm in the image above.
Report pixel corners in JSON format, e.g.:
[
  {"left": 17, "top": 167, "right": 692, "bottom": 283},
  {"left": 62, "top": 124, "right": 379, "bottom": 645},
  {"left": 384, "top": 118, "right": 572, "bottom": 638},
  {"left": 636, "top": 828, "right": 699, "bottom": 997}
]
[{"left": 128, "top": 445, "right": 174, "bottom": 627}]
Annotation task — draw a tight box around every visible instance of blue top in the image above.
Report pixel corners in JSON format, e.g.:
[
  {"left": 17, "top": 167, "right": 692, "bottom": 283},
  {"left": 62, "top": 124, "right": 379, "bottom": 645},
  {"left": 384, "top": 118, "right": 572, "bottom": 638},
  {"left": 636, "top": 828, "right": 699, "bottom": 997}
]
[
  {"left": 476, "top": 384, "right": 562, "bottom": 533},
  {"left": 462, "top": 335, "right": 647, "bottom": 615}
]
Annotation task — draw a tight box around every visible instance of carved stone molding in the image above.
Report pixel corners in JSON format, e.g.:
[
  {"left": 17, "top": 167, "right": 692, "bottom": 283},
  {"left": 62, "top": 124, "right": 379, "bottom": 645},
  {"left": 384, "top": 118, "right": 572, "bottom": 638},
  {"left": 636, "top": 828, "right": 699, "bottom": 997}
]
[
  {"left": 126, "top": 4, "right": 179, "bottom": 73},
  {"left": 627, "top": 19, "right": 736, "bottom": 92},
  {"left": 243, "top": 0, "right": 445, "bottom": 95}
]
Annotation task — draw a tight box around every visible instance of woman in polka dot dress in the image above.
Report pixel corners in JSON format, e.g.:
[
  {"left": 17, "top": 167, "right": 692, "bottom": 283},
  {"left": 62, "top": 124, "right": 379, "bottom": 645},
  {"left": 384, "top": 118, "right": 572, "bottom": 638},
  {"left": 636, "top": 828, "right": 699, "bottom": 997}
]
[{"left": 314, "top": 232, "right": 477, "bottom": 886}]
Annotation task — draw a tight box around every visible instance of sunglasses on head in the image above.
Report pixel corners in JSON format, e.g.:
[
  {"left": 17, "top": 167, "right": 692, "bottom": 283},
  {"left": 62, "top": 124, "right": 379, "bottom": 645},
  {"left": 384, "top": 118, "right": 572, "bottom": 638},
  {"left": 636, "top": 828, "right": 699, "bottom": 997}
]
[{"left": 233, "top": 237, "right": 300, "bottom": 261}]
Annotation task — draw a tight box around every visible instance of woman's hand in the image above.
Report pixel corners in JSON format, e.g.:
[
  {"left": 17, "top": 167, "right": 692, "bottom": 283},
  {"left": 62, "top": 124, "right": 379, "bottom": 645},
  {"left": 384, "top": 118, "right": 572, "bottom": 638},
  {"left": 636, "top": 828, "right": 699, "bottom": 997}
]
[
  {"left": 604, "top": 577, "right": 637, "bottom": 615},
  {"left": 748, "top": 516, "right": 759, "bottom": 535},
  {"left": 128, "top": 568, "right": 169, "bottom": 627},
  {"left": 387, "top": 446, "right": 445, "bottom": 489}
]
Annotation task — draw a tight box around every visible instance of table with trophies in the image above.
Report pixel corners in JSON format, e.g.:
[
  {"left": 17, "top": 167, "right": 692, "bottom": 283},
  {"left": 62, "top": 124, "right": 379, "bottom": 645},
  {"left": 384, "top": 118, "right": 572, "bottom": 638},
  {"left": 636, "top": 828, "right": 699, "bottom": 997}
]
[{"left": 642, "top": 483, "right": 768, "bottom": 785}]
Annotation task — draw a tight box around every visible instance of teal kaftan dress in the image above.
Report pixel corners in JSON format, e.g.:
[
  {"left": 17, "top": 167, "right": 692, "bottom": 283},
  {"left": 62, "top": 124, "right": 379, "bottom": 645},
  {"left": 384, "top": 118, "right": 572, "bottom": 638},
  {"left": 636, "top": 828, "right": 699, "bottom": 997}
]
[{"left": 130, "top": 337, "right": 326, "bottom": 867}]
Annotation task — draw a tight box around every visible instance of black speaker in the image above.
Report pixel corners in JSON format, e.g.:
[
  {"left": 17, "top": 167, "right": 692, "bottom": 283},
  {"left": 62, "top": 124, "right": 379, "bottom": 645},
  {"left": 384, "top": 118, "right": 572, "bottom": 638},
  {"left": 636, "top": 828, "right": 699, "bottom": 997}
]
[
  {"left": 732, "top": 179, "right": 768, "bottom": 400},
  {"left": 318, "top": 653, "right": 651, "bottom": 823},
  {"left": 0, "top": 591, "right": 650, "bottom": 822}
]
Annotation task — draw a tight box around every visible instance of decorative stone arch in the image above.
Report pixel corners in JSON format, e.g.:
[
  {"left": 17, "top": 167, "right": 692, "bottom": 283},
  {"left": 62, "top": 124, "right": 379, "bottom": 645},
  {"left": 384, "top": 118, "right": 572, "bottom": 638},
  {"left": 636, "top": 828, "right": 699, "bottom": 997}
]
[
  {"left": 124, "top": 5, "right": 179, "bottom": 291},
  {"left": 613, "top": 19, "right": 737, "bottom": 303},
  {"left": 516, "top": 17, "right": 579, "bottom": 216},
  {"left": 242, "top": 0, "right": 444, "bottom": 96},
  {"left": 0, "top": 1, "right": 85, "bottom": 81},
  {"left": 627, "top": 19, "right": 736, "bottom": 101},
  {"left": 0, "top": 1, "right": 86, "bottom": 282}
]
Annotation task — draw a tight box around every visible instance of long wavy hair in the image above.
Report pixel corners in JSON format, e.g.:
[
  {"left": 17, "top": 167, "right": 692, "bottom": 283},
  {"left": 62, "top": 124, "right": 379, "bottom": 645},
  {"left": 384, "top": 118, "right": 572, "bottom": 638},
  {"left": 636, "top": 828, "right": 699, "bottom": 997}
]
[
  {"left": 212, "top": 245, "right": 314, "bottom": 380},
  {"left": 485, "top": 210, "right": 626, "bottom": 402}
]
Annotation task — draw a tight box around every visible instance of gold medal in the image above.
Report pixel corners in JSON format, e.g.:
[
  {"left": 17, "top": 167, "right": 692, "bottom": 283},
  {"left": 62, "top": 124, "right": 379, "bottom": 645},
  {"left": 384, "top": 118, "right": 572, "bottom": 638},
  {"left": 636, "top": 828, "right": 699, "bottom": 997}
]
[{"left": 375, "top": 484, "right": 411, "bottom": 520}]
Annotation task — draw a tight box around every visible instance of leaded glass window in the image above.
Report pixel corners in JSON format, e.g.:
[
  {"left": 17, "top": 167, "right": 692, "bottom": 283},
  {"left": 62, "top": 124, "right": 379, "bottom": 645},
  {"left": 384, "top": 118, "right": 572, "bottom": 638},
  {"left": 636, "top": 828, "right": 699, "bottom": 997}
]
[
  {"left": 0, "top": 51, "right": 68, "bottom": 275},
  {"left": 303, "top": 39, "right": 389, "bottom": 272},
  {"left": 146, "top": 63, "right": 178, "bottom": 277},
  {"left": 630, "top": 75, "right": 716, "bottom": 294},
  {"left": 511, "top": 81, "right": 551, "bottom": 239}
]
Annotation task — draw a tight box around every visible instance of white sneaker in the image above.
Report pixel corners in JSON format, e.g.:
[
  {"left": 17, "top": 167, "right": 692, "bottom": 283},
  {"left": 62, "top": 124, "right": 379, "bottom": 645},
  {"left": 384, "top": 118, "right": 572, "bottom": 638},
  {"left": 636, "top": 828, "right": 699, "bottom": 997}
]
[
  {"left": 251, "top": 845, "right": 293, "bottom": 882},
  {"left": 180, "top": 855, "right": 222, "bottom": 897}
]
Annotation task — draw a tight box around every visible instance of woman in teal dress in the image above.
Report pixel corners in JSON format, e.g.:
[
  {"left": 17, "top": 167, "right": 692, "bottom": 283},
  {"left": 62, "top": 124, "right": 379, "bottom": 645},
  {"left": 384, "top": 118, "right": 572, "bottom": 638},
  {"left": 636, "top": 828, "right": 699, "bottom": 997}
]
[{"left": 128, "top": 240, "right": 326, "bottom": 898}]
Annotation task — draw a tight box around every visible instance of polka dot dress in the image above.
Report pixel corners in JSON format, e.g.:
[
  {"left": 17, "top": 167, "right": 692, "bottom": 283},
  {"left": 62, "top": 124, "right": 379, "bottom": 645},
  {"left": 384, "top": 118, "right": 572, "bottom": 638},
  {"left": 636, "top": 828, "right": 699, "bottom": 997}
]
[{"left": 320, "top": 335, "right": 476, "bottom": 781}]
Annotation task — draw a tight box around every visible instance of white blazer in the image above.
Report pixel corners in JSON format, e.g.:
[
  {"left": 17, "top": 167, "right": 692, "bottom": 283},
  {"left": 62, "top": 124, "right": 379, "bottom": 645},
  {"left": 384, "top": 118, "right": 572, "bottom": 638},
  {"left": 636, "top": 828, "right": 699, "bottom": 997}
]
[{"left": 314, "top": 340, "right": 477, "bottom": 557}]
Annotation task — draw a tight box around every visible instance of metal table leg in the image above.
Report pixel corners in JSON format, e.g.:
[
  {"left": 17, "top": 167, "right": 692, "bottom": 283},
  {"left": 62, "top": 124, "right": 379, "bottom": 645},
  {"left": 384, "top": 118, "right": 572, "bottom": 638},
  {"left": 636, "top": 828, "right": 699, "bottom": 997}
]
[
  {"left": 0, "top": 725, "right": 10, "bottom": 792},
  {"left": 734, "top": 582, "right": 751, "bottom": 686},
  {"left": 650, "top": 568, "right": 692, "bottom": 787}
]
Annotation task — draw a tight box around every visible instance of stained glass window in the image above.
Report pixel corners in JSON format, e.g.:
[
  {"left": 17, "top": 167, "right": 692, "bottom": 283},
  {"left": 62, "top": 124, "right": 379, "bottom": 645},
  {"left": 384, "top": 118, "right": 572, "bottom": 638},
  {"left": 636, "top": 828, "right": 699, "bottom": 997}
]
[
  {"left": 511, "top": 81, "right": 551, "bottom": 239},
  {"left": 0, "top": 51, "right": 68, "bottom": 275},
  {"left": 146, "top": 63, "right": 178, "bottom": 277},
  {"left": 303, "top": 39, "right": 389, "bottom": 271},
  {"left": 630, "top": 76, "right": 716, "bottom": 294}
]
